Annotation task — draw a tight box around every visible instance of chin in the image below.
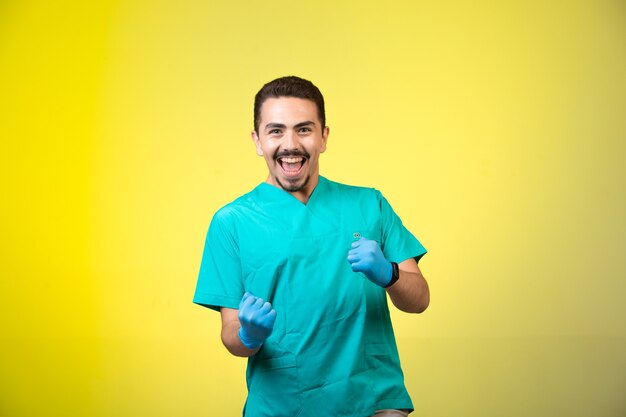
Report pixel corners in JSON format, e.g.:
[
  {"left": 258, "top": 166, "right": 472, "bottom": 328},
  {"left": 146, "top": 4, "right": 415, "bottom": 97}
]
[{"left": 277, "top": 174, "right": 310, "bottom": 193}]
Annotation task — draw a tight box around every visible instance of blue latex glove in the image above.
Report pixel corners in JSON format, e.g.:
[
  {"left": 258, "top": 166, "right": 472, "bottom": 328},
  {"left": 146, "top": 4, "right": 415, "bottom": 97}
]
[
  {"left": 347, "top": 237, "right": 393, "bottom": 287},
  {"left": 237, "top": 292, "right": 277, "bottom": 350}
]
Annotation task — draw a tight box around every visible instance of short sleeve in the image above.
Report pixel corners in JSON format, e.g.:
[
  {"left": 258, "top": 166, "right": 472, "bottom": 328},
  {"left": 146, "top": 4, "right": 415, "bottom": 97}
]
[
  {"left": 192, "top": 208, "right": 244, "bottom": 311},
  {"left": 377, "top": 192, "right": 427, "bottom": 264}
]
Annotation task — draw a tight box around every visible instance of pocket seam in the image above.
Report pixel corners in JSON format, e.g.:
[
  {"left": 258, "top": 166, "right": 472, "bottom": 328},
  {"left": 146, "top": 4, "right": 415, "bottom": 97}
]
[
  {"left": 365, "top": 343, "right": 392, "bottom": 356},
  {"left": 259, "top": 355, "right": 297, "bottom": 370}
]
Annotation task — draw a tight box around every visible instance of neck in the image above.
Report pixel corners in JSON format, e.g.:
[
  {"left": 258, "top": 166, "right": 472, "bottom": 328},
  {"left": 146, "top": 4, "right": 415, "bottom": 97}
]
[
  {"left": 266, "top": 174, "right": 320, "bottom": 204},
  {"left": 292, "top": 175, "right": 318, "bottom": 204}
]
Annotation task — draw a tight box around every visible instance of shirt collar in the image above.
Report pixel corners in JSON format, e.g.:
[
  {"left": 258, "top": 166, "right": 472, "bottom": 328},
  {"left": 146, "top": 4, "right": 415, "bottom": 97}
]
[{"left": 255, "top": 175, "right": 328, "bottom": 207}]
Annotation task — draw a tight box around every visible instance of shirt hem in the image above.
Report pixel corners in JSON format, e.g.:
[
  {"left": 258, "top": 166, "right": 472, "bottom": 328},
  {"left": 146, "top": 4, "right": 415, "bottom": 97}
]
[
  {"left": 192, "top": 293, "right": 240, "bottom": 312},
  {"left": 375, "top": 398, "right": 414, "bottom": 412},
  {"left": 390, "top": 248, "right": 427, "bottom": 265}
]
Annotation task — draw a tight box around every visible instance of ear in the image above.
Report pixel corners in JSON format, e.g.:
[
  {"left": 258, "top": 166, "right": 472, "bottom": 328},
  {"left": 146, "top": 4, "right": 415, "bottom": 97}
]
[
  {"left": 251, "top": 130, "right": 264, "bottom": 156},
  {"left": 320, "top": 126, "right": 329, "bottom": 153}
]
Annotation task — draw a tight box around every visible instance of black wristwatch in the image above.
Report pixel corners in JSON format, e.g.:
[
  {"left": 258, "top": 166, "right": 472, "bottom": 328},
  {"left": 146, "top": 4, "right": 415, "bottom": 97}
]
[{"left": 384, "top": 262, "right": 400, "bottom": 288}]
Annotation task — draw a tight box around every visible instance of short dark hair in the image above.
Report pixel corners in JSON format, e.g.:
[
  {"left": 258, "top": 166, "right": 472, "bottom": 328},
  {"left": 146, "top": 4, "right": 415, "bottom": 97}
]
[{"left": 253, "top": 76, "right": 326, "bottom": 134}]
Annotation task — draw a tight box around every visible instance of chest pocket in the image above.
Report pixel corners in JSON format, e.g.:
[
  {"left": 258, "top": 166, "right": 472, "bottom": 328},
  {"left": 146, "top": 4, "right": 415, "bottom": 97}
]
[
  {"left": 352, "top": 228, "right": 382, "bottom": 245},
  {"left": 285, "top": 226, "right": 383, "bottom": 328}
]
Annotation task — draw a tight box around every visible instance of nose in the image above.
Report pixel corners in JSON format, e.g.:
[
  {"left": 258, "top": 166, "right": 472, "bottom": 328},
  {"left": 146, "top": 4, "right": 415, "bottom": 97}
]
[{"left": 283, "top": 128, "right": 300, "bottom": 150}]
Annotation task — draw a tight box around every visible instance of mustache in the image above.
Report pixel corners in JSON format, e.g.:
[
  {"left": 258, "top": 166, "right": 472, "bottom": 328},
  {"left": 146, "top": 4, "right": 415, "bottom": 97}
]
[{"left": 273, "top": 149, "right": 310, "bottom": 160}]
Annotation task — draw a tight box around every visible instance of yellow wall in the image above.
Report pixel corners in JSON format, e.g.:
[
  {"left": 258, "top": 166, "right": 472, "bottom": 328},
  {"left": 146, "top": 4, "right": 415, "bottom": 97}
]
[{"left": 1, "top": 1, "right": 624, "bottom": 416}]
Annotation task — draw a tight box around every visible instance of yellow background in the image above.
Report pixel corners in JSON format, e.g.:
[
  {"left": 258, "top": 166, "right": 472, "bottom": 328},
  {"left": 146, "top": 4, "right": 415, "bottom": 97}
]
[{"left": 1, "top": 1, "right": 625, "bottom": 416}]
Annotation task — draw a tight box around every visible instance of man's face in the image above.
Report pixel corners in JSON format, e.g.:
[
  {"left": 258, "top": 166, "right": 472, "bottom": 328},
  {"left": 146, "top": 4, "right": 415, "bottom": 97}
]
[{"left": 252, "top": 97, "right": 329, "bottom": 196}]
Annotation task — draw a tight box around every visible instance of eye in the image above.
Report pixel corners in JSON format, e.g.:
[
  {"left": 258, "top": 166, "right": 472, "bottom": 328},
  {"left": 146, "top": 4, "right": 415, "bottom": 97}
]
[
  {"left": 268, "top": 129, "right": 282, "bottom": 135},
  {"left": 298, "top": 127, "right": 312, "bottom": 133}
]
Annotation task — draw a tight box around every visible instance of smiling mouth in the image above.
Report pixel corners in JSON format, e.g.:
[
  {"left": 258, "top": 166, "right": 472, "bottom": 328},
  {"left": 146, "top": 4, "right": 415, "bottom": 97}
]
[{"left": 277, "top": 156, "right": 306, "bottom": 177}]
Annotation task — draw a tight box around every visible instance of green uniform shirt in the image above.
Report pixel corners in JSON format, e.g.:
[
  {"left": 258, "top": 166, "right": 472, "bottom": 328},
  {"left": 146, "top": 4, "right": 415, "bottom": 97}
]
[{"left": 194, "top": 176, "right": 426, "bottom": 417}]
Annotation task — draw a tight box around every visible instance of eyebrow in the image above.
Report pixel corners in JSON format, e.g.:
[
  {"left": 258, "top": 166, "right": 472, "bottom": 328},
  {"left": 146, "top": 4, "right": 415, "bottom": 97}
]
[{"left": 264, "top": 121, "right": 316, "bottom": 130}]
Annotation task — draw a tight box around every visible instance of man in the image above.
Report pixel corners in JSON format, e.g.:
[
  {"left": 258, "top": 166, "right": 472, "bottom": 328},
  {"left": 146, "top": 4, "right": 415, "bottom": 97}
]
[{"left": 193, "top": 76, "right": 429, "bottom": 417}]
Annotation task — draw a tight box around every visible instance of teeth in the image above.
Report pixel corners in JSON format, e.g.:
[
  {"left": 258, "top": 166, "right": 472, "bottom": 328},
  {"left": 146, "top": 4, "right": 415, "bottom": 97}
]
[{"left": 281, "top": 157, "right": 303, "bottom": 163}]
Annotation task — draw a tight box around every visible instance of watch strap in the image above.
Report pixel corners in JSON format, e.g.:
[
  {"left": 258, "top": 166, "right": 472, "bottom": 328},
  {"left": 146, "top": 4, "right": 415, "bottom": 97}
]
[{"left": 384, "top": 262, "right": 400, "bottom": 288}]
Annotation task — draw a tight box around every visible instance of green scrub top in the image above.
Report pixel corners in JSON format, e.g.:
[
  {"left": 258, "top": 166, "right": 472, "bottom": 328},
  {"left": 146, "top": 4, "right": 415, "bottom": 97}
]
[{"left": 194, "top": 176, "right": 426, "bottom": 417}]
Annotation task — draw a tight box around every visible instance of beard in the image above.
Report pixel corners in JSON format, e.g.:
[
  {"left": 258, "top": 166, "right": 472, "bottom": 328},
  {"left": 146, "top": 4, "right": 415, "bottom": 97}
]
[{"left": 275, "top": 173, "right": 310, "bottom": 193}]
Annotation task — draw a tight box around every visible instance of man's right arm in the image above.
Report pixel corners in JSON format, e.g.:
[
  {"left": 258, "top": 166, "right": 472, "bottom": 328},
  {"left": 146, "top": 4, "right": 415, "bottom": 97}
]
[
  {"left": 220, "top": 307, "right": 259, "bottom": 357},
  {"left": 220, "top": 292, "right": 277, "bottom": 357}
]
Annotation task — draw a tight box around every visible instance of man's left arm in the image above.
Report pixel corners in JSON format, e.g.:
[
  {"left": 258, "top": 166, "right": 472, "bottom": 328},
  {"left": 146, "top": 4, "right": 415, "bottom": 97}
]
[
  {"left": 348, "top": 238, "right": 429, "bottom": 314},
  {"left": 386, "top": 257, "right": 429, "bottom": 313}
]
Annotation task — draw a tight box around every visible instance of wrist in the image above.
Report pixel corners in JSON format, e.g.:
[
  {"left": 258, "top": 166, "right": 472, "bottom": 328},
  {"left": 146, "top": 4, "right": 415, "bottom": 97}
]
[{"left": 238, "top": 327, "right": 262, "bottom": 350}]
